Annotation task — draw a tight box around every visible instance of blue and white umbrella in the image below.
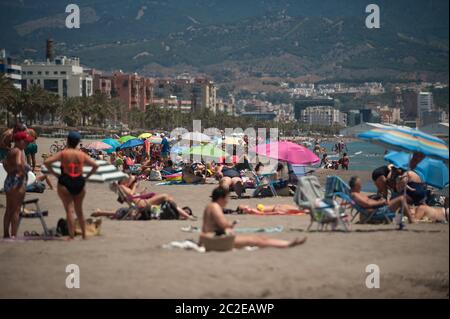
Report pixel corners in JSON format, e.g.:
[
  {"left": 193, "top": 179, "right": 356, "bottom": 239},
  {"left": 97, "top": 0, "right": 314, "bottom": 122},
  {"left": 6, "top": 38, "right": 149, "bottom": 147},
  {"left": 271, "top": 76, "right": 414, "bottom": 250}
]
[
  {"left": 385, "top": 151, "right": 449, "bottom": 190},
  {"left": 358, "top": 125, "right": 449, "bottom": 161}
]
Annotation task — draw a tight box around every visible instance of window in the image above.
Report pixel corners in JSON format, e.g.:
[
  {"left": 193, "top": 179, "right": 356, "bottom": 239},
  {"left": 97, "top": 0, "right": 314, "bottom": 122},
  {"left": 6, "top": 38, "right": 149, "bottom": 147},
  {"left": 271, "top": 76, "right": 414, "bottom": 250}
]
[
  {"left": 43, "top": 79, "right": 59, "bottom": 94},
  {"left": 60, "top": 71, "right": 67, "bottom": 75},
  {"left": 38, "top": 71, "right": 42, "bottom": 75},
  {"left": 63, "top": 79, "right": 67, "bottom": 97},
  {"left": 53, "top": 71, "right": 58, "bottom": 75},
  {"left": 45, "top": 71, "right": 49, "bottom": 75},
  {"left": 27, "top": 71, "right": 32, "bottom": 75}
]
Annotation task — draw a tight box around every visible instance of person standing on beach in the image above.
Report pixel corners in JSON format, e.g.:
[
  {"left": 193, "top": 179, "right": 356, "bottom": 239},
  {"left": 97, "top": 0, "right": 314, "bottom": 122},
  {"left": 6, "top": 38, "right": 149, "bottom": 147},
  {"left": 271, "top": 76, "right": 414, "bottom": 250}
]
[
  {"left": 2, "top": 131, "right": 34, "bottom": 239},
  {"left": 44, "top": 132, "right": 98, "bottom": 239},
  {"left": 24, "top": 127, "right": 38, "bottom": 172},
  {"left": 160, "top": 133, "right": 170, "bottom": 164}
]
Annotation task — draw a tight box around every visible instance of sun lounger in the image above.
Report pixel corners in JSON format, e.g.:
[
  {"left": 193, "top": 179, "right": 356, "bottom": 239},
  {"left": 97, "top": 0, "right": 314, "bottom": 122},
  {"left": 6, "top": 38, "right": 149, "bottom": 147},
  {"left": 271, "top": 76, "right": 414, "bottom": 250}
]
[
  {"left": 325, "top": 176, "right": 394, "bottom": 224},
  {"left": 294, "top": 175, "right": 349, "bottom": 231}
]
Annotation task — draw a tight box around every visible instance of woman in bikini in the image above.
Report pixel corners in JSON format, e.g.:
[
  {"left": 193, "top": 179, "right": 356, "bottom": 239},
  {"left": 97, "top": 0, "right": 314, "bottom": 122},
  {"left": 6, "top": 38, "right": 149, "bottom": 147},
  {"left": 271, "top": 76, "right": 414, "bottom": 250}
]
[
  {"left": 2, "top": 131, "right": 34, "bottom": 238},
  {"left": 44, "top": 132, "right": 98, "bottom": 239}
]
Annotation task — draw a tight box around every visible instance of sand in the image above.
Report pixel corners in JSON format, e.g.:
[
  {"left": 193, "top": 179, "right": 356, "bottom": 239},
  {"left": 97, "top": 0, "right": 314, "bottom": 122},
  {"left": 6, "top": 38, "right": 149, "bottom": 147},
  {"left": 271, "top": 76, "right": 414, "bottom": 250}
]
[{"left": 0, "top": 138, "right": 448, "bottom": 298}]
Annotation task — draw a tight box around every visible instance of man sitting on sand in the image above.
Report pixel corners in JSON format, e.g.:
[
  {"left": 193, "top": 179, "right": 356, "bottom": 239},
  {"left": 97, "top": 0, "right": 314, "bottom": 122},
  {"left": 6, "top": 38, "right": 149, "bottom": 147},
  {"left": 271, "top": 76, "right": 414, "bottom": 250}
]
[
  {"left": 349, "top": 176, "right": 414, "bottom": 223},
  {"left": 200, "top": 187, "right": 307, "bottom": 249}
]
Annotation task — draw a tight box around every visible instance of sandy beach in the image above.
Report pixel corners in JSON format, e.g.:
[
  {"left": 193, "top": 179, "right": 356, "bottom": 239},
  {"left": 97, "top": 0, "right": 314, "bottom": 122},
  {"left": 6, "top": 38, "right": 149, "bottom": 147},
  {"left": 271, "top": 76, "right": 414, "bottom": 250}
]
[{"left": 0, "top": 138, "right": 448, "bottom": 298}]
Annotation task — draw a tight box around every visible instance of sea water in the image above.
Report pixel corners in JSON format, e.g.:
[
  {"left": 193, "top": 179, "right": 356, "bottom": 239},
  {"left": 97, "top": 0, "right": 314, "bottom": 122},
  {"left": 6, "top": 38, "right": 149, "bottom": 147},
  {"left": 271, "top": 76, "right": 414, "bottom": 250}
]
[{"left": 318, "top": 141, "right": 386, "bottom": 193}]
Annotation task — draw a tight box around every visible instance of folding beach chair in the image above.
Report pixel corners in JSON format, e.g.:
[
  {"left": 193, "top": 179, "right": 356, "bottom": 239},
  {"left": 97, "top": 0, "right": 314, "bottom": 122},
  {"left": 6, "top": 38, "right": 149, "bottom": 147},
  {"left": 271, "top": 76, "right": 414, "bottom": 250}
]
[
  {"left": 250, "top": 162, "right": 280, "bottom": 197},
  {"left": 324, "top": 176, "right": 394, "bottom": 224},
  {"left": 294, "top": 176, "right": 349, "bottom": 231},
  {"left": 18, "top": 198, "right": 50, "bottom": 236}
]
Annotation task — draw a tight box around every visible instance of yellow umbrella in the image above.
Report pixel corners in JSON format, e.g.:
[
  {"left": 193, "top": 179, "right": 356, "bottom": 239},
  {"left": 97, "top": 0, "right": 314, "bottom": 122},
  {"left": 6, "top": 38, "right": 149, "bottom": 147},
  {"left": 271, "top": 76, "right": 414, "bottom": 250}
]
[{"left": 138, "top": 133, "right": 152, "bottom": 139}]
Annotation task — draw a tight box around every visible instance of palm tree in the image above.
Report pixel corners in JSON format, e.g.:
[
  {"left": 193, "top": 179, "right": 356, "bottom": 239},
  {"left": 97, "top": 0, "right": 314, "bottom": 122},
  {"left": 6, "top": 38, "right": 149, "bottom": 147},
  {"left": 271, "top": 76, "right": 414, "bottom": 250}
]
[{"left": 0, "top": 74, "right": 19, "bottom": 126}]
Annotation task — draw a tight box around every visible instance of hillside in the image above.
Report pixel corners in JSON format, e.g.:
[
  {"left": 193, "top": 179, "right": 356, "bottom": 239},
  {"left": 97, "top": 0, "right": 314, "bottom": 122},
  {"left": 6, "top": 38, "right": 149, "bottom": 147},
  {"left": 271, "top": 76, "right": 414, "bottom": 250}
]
[{"left": 0, "top": 0, "right": 448, "bottom": 83}]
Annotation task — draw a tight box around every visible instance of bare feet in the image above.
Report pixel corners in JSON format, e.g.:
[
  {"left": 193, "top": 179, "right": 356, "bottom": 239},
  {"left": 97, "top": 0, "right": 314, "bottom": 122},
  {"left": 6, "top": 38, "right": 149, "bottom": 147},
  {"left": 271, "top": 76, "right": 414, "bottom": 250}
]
[{"left": 288, "top": 237, "right": 307, "bottom": 247}]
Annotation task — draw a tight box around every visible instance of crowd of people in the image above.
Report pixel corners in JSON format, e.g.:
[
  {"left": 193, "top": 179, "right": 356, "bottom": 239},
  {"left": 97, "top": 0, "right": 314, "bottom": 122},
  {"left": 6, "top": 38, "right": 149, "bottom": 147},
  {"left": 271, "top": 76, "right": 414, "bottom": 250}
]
[{"left": 1, "top": 125, "right": 448, "bottom": 250}]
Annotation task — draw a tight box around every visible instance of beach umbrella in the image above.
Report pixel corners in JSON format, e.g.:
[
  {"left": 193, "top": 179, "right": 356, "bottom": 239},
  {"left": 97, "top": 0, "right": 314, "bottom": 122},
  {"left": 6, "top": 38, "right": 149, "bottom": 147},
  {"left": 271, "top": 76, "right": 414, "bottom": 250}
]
[
  {"left": 216, "top": 136, "right": 244, "bottom": 146},
  {"left": 84, "top": 141, "right": 113, "bottom": 151},
  {"left": 118, "top": 135, "right": 137, "bottom": 144},
  {"left": 41, "top": 160, "right": 128, "bottom": 183},
  {"left": 384, "top": 151, "right": 449, "bottom": 189},
  {"left": 148, "top": 136, "right": 162, "bottom": 144},
  {"left": 183, "top": 144, "right": 228, "bottom": 160},
  {"left": 181, "top": 132, "right": 211, "bottom": 144},
  {"left": 250, "top": 141, "right": 320, "bottom": 165},
  {"left": 358, "top": 126, "right": 449, "bottom": 161},
  {"left": 138, "top": 133, "right": 152, "bottom": 139},
  {"left": 170, "top": 145, "right": 188, "bottom": 155},
  {"left": 102, "top": 138, "right": 121, "bottom": 154},
  {"left": 119, "top": 138, "right": 144, "bottom": 150}
]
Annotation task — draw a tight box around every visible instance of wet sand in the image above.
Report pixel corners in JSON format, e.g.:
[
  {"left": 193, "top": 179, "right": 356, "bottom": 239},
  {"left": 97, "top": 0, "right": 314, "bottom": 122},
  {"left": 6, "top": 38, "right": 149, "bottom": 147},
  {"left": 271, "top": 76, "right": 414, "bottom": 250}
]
[{"left": 0, "top": 138, "right": 448, "bottom": 298}]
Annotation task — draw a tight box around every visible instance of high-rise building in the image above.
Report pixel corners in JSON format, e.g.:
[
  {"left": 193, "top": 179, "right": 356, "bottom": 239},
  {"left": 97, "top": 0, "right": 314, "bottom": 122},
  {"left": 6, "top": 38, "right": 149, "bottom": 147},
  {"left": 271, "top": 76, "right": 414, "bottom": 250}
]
[
  {"left": 418, "top": 91, "right": 433, "bottom": 115},
  {"left": 0, "top": 49, "right": 22, "bottom": 90},
  {"left": 401, "top": 89, "right": 419, "bottom": 120},
  {"left": 294, "top": 98, "right": 335, "bottom": 120},
  {"left": 21, "top": 56, "right": 93, "bottom": 98},
  {"left": 300, "top": 106, "right": 347, "bottom": 127}
]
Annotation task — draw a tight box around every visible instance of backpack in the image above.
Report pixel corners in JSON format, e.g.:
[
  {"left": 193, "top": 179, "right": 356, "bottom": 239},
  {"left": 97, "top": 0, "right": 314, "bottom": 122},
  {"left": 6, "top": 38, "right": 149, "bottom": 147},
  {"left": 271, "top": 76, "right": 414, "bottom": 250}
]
[{"left": 159, "top": 201, "right": 180, "bottom": 220}]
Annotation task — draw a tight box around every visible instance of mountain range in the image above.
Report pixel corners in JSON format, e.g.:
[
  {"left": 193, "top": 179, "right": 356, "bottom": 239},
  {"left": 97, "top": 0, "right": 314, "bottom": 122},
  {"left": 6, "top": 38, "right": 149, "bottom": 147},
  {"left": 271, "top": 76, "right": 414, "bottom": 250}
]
[{"left": 0, "top": 0, "right": 448, "bottom": 83}]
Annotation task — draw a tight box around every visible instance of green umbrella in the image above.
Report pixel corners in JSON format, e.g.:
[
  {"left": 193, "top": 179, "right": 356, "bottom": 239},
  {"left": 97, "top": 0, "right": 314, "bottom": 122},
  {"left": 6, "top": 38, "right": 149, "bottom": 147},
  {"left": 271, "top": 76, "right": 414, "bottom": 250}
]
[
  {"left": 183, "top": 144, "right": 228, "bottom": 160},
  {"left": 118, "top": 135, "right": 137, "bottom": 144}
]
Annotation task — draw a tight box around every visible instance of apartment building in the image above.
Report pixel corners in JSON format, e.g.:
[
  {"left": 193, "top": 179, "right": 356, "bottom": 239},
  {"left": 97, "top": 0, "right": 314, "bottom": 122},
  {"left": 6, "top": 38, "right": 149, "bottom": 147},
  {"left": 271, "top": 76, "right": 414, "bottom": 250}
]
[
  {"left": 0, "top": 49, "right": 22, "bottom": 90},
  {"left": 21, "top": 56, "right": 93, "bottom": 98},
  {"left": 300, "top": 106, "right": 347, "bottom": 127}
]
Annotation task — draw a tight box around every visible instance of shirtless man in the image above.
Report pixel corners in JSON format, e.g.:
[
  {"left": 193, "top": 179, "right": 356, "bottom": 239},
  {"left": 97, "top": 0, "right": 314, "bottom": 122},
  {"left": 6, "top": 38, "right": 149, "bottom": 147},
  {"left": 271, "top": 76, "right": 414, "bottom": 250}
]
[
  {"left": 349, "top": 176, "right": 414, "bottom": 223},
  {"left": 200, "top": 187, "right": 307, "bottom": 249}
]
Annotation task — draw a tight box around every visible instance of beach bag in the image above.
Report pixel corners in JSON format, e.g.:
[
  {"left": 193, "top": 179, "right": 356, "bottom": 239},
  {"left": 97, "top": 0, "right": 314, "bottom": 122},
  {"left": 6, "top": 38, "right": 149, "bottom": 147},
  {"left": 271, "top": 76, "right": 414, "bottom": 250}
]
[
  {"left": 159, "top": 201, "right": 180, "bottom": 220},
  {"left": 149, "top": 170, "right": 162, "bottom": 181},
  {"left": 200, "top": 233, "right": 236, "bottom": 252},
  {"left": 56, "top": 218, "right": 69, "bottom": 236}
]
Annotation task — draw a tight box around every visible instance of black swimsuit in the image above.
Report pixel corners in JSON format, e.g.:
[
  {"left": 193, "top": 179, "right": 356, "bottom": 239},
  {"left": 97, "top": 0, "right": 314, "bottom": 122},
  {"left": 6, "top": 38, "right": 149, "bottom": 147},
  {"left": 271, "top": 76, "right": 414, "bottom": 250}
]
[
  {"left": 58, "top": 153, "right": 86, "bottom": 196},
  {"left": 58, "top": 172, "right": 86, "bottom": 196}
]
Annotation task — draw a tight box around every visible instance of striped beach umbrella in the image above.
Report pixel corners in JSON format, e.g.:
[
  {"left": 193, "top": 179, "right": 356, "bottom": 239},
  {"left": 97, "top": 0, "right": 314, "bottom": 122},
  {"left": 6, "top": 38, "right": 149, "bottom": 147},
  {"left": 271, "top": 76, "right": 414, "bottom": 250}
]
[
  {"left": 41, "top": 160, "right": 128, "bottom": 183},
  {"left": 358, "top": 126, "right": 449, "bottom": 161}
]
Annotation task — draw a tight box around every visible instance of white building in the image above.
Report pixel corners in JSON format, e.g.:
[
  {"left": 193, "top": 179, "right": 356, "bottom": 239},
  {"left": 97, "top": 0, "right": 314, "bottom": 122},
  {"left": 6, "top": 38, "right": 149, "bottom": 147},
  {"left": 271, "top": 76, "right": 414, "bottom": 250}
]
[
  {"left": 0, "top": 49, "right": 22, "bottom": 90},
  {"left": 300, "top": 106, "right": 347, "bottom": 127},
  {"left": 21, "top": 56, "right": 93, "bottom": 99},
  {"left": 418, "top": 92, "right": 433, "bottom": 114}
]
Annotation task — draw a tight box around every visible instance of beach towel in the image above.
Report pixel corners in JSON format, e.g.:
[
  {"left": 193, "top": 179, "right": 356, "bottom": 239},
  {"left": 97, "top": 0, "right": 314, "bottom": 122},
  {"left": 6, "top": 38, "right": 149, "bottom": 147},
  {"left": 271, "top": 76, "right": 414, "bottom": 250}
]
[
  {"left": 162, "top": 240, "right": 259, "bottom": 253},
  {"left": 246, "top": 210, "right": 306, "bottom": 216},
  {"left": 181, "top": 225, "right": 285, "bottom": 233}
]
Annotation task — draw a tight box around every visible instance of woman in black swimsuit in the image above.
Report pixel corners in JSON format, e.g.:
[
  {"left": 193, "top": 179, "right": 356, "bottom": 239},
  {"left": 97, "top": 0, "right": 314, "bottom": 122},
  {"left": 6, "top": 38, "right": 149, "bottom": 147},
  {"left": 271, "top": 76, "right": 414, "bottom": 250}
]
[{"left": 44, "top": 132, "right": 98, "bottom": 239}]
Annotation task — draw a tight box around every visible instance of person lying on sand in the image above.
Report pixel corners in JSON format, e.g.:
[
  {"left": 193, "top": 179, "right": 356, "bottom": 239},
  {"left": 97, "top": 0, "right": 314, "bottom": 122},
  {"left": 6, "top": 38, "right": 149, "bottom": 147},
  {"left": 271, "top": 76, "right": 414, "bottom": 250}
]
[
  {"left": 349, "top": 176, "right": 414, "bottom": 223},
  {"left": 236, "top": 204, "right": 304, "bottom": 215},
  {"left": 199, "top": 187, "right": 307, "bottom": 249}
]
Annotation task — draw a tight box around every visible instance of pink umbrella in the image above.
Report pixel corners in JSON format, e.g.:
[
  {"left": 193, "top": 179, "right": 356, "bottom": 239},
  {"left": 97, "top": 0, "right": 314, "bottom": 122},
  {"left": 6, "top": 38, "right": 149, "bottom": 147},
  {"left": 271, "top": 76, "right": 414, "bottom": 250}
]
[
  {"left": 251, "top": 141, "right": 320, "bottom": 165},
  {"left": 85, "top": 141, "right": 113, "bottom": 151}
]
